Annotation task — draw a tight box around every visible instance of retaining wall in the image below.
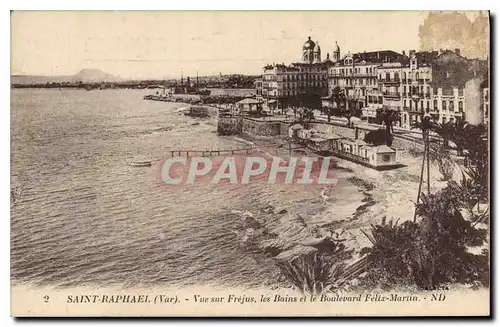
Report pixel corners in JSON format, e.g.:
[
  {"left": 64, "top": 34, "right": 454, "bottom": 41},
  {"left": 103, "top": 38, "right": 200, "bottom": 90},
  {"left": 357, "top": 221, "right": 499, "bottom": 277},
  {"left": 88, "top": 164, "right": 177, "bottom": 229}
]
[{"left": 217, "top": 116, "right": 426, "bottom": 150}]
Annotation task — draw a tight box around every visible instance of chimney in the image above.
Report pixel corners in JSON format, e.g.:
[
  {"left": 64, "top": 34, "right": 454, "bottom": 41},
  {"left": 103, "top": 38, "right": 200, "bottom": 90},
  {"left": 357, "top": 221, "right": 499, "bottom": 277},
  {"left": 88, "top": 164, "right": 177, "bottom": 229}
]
[
  {"left": 455, "top": 48, "right": 461, "bottom": 56},
  {"left": 409, "top": 49, "right": 416, "bottom": 56},
  {"left": 402, "top": 50, "right": 406, "bottom": 56}
]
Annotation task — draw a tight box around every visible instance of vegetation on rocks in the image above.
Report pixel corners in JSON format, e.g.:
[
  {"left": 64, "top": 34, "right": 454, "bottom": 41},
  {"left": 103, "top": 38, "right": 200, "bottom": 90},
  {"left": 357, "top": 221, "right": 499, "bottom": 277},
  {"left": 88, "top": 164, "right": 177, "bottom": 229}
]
[{"left": 274, "top": 120, "right": 489, "bottom": 294}]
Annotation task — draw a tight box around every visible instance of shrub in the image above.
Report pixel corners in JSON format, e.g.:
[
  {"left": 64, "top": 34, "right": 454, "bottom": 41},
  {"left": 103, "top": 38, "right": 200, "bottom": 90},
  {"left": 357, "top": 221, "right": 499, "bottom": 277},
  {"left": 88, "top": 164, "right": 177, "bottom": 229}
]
[
  {"left": 359, "top": 190, "right": 489, "bottom": 290},
  {"left": 360, "top": 218, "right": 422, "bottom": 289},
  {"left": 429, "top": 147, "right": 455, "bottom": 181},
  {"left": 276, "top": 251, "right": 347, "bottom": 295}
]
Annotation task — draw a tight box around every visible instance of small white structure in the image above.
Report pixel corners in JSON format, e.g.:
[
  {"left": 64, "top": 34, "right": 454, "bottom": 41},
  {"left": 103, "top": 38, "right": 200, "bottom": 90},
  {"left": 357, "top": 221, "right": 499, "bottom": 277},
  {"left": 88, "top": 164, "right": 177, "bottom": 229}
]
[
  {"left": 236, "top": 98, "right": 264, "bottom": 115},
  {"left": 361, "top": 145, "right": 397, "bottom": 168},
  {"left": 288, "top": 123, "right": 304, "bottom": 139},
  {"left": 307, "top": 137, "right": 330, "bottom": 152}
]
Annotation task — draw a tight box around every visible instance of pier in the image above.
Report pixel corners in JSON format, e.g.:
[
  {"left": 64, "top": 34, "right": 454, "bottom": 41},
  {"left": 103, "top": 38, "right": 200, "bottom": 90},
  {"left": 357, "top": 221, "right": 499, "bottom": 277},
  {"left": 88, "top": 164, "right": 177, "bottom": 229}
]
[{"left": 166, "top": 146, "right": 259, "bottom": 157}]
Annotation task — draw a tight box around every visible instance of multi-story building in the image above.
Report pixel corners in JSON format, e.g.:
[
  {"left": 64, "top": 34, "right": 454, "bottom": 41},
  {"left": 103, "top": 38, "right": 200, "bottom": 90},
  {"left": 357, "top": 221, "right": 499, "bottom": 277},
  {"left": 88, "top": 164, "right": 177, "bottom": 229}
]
[
  {"left": 255, "top": 37, "right": 489, "bottom": 127},
  {"left": 430, "top": 50, "right": 488, "bottom": 127},
  {"left": 374, "top": 49, "right": 487, "bottom": 129},
  {"left": 326, "top": 49, "right": 404, "bottom": 121},
  {"left": 255, "top": 37, "right": 332, "bottom": 109},
  {"left": 398, "top": 50, "right": 436, "bottom": 129}
]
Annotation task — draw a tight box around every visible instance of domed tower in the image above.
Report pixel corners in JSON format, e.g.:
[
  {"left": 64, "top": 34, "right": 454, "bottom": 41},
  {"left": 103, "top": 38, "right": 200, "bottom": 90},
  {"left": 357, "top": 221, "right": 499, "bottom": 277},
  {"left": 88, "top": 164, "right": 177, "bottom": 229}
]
[
  {"left": 332, "top": 41, "right": 341, "bottom": 62},
  {"left": 313, "top": 42, "right": 321, "bottom": 63},
  {"left": 302, "top": 36, "right": 316, "bottom": 64}
]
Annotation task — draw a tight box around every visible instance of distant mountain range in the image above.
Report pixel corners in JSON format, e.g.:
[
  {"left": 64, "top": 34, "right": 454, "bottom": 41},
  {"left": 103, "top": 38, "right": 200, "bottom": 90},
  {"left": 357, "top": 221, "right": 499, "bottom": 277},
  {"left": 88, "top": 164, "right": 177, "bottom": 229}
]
[{"left": 11, "top": 69, "right": 123, "bottom": 85}]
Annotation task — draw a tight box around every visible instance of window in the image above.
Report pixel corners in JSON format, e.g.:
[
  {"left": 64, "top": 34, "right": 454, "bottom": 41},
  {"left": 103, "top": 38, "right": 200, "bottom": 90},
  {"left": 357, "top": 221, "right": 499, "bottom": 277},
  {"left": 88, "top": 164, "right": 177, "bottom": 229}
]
[
  {"left": 383, "top": 155, "right": 391, "bottom": 162},
  {"left": 403, "top": 100, "right": 406, "bottom": 107},
  {"left": 459, "top": 101, "right": 463, "bottom": 112},
  {"left": 416, "top": 72, "right": 419, "bottom": 80},
  {"left": 395, "top": 72, "right": 399, "bottom": 81},
  {"left": 442, "top": 101, "right": 447, "bottom": 110},
  {"left": 403, "top": 72, "right": 407, "bottom": 81},
  {"left": 386, "top": 73, "right": 390, "bottom": 81},
  {"left": 403, "top": 86, "right": 406, "bottom": 95},
  {"left": 449, "top": 101, "right": 454, "bottom": 111},
  {"left": 426, "top": 101, "right": 430, "bottom": 110},
  {"left": 434, "top": 100, "right": 438, "bottom": 109}
]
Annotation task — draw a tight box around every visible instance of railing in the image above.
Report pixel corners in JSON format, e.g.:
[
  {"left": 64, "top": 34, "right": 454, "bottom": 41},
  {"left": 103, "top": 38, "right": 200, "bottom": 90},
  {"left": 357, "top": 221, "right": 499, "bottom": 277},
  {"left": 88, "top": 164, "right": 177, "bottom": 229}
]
[
  {"left": 383, "top": 92, "right": 401, "bottom": 98},
  {"left": 383, "top": 78, "right": 400, "bottom": 84}
]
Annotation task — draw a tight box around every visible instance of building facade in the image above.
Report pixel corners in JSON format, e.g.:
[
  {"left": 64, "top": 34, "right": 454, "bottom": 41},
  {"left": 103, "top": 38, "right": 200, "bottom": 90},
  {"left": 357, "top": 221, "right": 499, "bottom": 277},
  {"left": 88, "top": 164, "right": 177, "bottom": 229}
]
[
  {"left": 255, "top": 36, "right": 331, "bottom": 109},
  {"left": 255, "top": 38, "right": 489, "bottom": 127}
]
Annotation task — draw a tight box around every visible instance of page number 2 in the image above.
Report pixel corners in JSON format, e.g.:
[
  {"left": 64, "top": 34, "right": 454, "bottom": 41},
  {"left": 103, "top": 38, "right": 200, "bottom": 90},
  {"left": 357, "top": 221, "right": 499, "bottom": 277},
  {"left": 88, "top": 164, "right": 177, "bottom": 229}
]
[{"left": 43, "top": 295, "right": 49, "bottom": 303}]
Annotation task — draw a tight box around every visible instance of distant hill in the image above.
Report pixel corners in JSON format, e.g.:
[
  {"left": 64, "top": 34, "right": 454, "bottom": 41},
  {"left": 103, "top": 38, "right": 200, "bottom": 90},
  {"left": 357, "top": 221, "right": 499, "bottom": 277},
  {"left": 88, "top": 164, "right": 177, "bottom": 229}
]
[{"left": 11, "top": 69, "right": 122, "bottom": 85}]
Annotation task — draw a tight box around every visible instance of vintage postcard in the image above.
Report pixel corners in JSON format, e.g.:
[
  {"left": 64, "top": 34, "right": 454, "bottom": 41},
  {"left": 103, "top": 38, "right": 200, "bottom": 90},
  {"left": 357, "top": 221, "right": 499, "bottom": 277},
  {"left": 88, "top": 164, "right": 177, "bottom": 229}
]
[{"left": 10, "top": 10, "right": 490, "bottom": 317}]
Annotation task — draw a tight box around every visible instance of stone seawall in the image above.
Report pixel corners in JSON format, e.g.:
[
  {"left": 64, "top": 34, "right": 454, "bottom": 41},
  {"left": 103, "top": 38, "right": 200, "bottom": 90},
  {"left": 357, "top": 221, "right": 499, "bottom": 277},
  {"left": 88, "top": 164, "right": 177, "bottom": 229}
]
[
  {"left": 217, "top": 116, "right": 242, "bottom": 135},
  {"left": 217, "top": 116, "right": 426, "bottom": 150},
  {"left": 241, "top": 118, "right": 283, "bottom": 137}
]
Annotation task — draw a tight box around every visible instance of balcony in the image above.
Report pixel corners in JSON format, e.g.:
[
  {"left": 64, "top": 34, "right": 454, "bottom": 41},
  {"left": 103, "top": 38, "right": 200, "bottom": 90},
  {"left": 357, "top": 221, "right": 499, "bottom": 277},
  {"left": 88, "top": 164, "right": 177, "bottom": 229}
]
[
  {"left": 382, "top": 78, "right": 400, "bottom": 84},
  {"left": 383, "top": 92, "right": 401, "bottom": 99},
  {"left": 407, "top": 108, "right": 424, "bottom": 114}
]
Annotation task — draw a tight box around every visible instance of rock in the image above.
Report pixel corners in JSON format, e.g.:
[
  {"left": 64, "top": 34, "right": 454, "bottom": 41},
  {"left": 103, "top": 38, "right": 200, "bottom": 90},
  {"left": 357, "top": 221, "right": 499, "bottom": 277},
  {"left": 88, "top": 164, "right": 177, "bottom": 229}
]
[{"left": 275, "top": 245, "right": 318, "bottom": 262}]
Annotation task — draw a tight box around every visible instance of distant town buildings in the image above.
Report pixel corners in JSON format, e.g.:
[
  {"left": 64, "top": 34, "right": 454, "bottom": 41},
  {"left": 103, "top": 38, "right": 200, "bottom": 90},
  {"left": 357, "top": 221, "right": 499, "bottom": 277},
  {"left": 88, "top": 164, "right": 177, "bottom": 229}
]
[{"left": 255, "top": 36, "right": 490, "bottom": 127}]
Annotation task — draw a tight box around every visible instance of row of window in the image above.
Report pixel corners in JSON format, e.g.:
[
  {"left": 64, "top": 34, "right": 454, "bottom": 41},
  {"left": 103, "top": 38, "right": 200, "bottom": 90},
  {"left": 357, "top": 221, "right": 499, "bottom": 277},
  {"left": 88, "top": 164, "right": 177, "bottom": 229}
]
[
  {"left": 330, "top": 78, "right": 377, "bottom": 86},
  {"left": 403, "top": 114, "right": 460, "bottom": 125},
  {"left": 378, "top": 70, "right": 431, "bottom": 81},
  {"left": 281, "top": 82, "right": 327, "bottom": 89},
  {"left": 401, "top": 99, "right": 464, "bottom": 112},
  {"left": 263, "top": 74, "right": 327, "bottom": 82},
  {"left": 330, "top": 66, "right": 377, "bottom": 76}
]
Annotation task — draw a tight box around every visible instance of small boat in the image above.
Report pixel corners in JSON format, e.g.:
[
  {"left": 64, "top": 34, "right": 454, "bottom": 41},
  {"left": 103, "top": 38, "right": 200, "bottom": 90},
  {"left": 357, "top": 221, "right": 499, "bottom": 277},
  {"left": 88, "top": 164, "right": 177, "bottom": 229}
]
[{"left": 130, "top": 161, "right": 152, "bottom": 167}]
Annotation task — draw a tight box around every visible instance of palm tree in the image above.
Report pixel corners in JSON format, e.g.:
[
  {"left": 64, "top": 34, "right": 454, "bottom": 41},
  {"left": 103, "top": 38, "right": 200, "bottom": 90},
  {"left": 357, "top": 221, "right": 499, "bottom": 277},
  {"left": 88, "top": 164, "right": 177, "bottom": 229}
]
[{"left": 378, "top": 109, "right": 401, "bottom": 135}]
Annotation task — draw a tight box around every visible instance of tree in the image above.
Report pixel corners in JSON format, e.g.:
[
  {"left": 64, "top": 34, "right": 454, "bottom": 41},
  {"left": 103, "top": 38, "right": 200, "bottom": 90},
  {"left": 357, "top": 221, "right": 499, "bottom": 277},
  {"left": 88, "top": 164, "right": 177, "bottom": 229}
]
[
  {"left": 364, "top": 129, "right": 393, "bottom": 146},
  {"left": 322, "top": 86, "right": 346, "bottom": 122},
  {"left": 378, "top": 109, "right": 401, "bottom": 135}
]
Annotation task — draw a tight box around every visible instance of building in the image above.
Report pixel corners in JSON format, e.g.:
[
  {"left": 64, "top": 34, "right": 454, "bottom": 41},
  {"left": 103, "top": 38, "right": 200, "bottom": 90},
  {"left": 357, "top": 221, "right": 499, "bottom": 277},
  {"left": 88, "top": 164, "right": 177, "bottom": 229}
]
[
  {"left": 235, "top": 98, "right": 264, "bottom": 115},
  {"left": 326, "top": 49, "right": 404, "bottom": 120},
  {"left": 429, "top": 50, "right": 488, "bottom": 127},
  {"left": 256, "top": 36, "right": 489, "bottom": 127},
  {"left": 384, "top": 50, "right": 437, "bottom": 129},
  {"left": 255, "top": 36, "right": 332, "bottom": 110}
]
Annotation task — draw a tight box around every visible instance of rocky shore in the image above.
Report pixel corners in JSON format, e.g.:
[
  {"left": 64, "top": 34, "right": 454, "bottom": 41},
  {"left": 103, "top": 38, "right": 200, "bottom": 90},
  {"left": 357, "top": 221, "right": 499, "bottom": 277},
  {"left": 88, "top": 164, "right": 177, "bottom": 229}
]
[{"left": 225, "top": 133, "right": 459, "bottom": 289}]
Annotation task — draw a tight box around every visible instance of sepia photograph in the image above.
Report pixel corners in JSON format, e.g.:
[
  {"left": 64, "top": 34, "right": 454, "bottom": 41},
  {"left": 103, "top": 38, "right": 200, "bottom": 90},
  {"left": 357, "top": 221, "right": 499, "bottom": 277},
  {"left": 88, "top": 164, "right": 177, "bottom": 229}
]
[{"left": 10, "top": 10, "right": 490, "bottom": 317}]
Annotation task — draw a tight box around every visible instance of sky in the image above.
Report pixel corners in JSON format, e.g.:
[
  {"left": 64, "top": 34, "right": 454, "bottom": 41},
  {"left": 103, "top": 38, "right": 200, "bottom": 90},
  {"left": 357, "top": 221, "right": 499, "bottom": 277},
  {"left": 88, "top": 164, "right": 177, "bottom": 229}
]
[{"left": 10, "top": 11, "right": 483, "bottom": 79}]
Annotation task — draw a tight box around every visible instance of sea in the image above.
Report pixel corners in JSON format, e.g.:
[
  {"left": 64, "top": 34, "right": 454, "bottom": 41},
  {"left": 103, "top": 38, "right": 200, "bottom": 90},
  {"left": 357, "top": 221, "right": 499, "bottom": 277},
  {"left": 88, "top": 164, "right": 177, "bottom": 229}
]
[{"left": 10, "top": 88, "right": 334, "bottom": 289}]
